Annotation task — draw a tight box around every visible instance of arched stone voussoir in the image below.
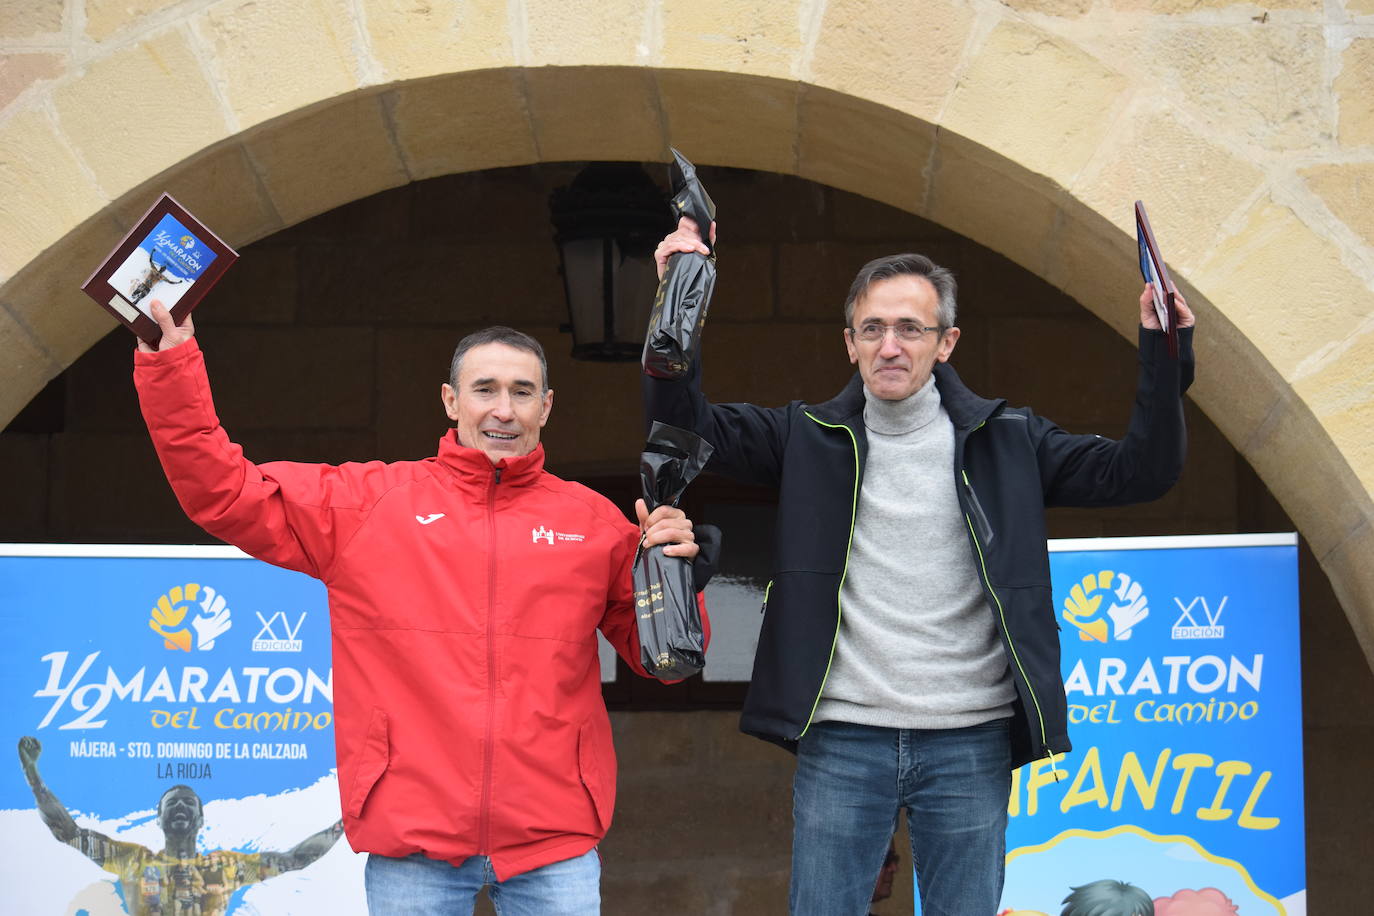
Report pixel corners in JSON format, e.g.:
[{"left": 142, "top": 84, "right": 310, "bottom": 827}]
[{"left": 2, "top": 59, "right": 1372, "bottom": 666}]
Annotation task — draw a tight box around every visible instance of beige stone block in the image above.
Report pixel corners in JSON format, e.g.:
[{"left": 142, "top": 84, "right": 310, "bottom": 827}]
[
  {"left": 808, "top": 0, "right": 975, "bottom": 121},
  {"left": 1040, "top": 204, "right": 1145, "bottom": 343},
  {"left": 1321, "top": 523, "right": 1374, "bottom": 664},
  {"left": 1193, "top": 199, "right": 1373, "bottom": 381},
  {"left": 0, "top": 305, "right": 58, "bottom": 429},
  {"left": 1349, "top": 0, "right": 1374, "bottom": 13},
  {"left": 1181, "top": 302, "right": 1283, "bottom": 462},
  {"left": 1003, "top": 0, "right": 1091, "bottom": 14},
  {"left": 524, "top": 0, "right": 649, "bottom": 65},
  {"left": 796, "top": 86, "right": 933, "bottom": 216},
  {"left": 113, "top": 143, "right": 283, "bottom": 249},
  {"left": 1, "top": 216, "right": 125, "bottom": 367},
  {"left": 388, "top": 70, "right": 538, "bottom": 181},
  {"left": 1303, "top": 162, "right": 1374, "bottom": 251},
  {"left": 52, "top": 29, "right": 229, "bottom": 198},
  {"left": 657, "top": 69, "right": 796, "bottom": 175},
  {"left": 362, "top": 0, "right": 515, "bottom": 82},
  {"left": 925, "top": 132, "right": 1059, "bottom": 280},
  {"left": 525, "top": 66, "right": 665, "bottom": 163},
  {"left": 1291, "top": 322, "right": 1374, "bottom": 495},
  {"left": 1074, "top": 108, "right": 1264, "bottom": 274},
  {"left": 245, "top": 93, "right": 408, "bottom": 226},
  {"left": 1112, "top": 0, "right": 1317, "bottom": 10},
  {"left": 942, "top": 19, "right": 1129, "bottom": 187},
  {"left": 195, "top": 0, "right": 362, "bottom": 128},
  {"left": 1337, "top": 39, "right": 1374, "bottom": 148},
  {"left": 0, "top": 0, "right": 63, "bottom": 39},
  {"left": 1148, "top": 25, "right": 1328, "bottom": 153},
  {"left": 1241, "top": 392, "right": 1369, "bottom": 560},
  {"left": 85, "top": 0, "right": 182, "bottom": 43},
  {"left": 660, "top": 0, "right": 804, "bottom": 78},
  {"left": 0, "top": 109, "right": 108, "bottom": 278},
  {"left": 0, "top": 51, "right": 63, "bottom": 109}
]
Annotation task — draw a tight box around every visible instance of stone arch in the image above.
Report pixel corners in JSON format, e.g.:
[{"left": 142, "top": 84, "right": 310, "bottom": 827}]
[{"left": 2, "top": 2, "right": 1371, "bottom": 655}]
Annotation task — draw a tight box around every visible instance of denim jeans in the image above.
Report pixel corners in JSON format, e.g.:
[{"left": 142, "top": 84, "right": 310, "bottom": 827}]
[
  {"left": 364, "top": 847, "right": 600, "bottom": 916},
  {"left": 790, "top": 718, "right": 1012, "bottom": 916}
]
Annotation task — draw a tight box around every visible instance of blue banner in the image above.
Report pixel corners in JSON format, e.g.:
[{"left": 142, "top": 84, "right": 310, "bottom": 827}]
[
  {"left": 1000, "top": 534, "right": 1303, "bottom": 916},
  {"left": 0, "top": 546, "right": 362, "bottom": 915}
]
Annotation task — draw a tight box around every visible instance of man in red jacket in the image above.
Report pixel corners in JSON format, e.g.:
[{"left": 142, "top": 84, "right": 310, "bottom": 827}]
[{"left": 133, "top": 301, "right": 704, "bottom": 915}]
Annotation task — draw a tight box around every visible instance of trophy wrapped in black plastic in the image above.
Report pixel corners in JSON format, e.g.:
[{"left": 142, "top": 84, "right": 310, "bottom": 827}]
[
  {"left": 633, "top": 422, "right": 715, "bottom": 680},
  {"left": 642, "top": 149, "right": 717, "bottom": 379}
]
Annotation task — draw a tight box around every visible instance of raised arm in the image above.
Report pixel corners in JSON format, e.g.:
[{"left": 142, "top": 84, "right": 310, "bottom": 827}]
[
  {"left": 644, "top": 219, "right": 792, "bottom": 487},
  {"left": 1038, "top": 287, "right": 1196, "bottom": 507},
  {"left": 133, "top": 301, "right": 379, "bottom": 578},
  {"left": 17, "top": 736, "right": 126, "bottom": 860}
]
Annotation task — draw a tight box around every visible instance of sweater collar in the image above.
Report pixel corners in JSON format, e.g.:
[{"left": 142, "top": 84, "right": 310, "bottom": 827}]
[
  {"left": 809, "top": 363, "right": 1003, "bottom": 431},
  {"left": 436, "top": 430, "right": 546, "bottom": 488},
  {"left": 862, "top": 375, "right": 941, "bottom": 435}
]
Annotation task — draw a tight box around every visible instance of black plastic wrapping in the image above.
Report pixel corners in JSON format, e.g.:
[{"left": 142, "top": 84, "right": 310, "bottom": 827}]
[
  {"left": 632, "top": 422, "right": 716, "bottom": 680},
  {"left": 642, "top": 149, "right": 717, "bottom": 379}
]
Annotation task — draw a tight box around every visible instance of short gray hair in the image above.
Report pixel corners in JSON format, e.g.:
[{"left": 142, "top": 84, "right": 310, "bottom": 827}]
[
  {"left": 448, "top": 326, "right": 549, "bottom": 393},
  {"left": 1061, "top": 879, "right": 1154, "bottom": 916},
  {"left": 843, "top": 254, "right": 957, "bottom": 329}
]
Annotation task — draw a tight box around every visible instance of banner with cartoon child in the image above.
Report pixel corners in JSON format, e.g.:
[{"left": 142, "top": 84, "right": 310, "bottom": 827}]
[
  {"left": 999, "top": 534, "right": 1303, "bottom": 916},
  {"left": 0, "top": 545, "right": 364, "bottom": 915}
]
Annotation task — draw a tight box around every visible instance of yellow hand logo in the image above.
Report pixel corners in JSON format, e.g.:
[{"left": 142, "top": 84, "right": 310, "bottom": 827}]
[
  {"left": 148, "top": 583, "right": 200, "bottom": 651},
  {"left": 1062, "top": 572, "right": 1112, "bottom": 643}
]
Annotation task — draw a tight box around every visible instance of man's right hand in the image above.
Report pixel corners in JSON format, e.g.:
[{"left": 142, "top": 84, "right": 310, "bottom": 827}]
[
  {"left": 653, "top": 216, "right": 716, "bottom": 280},
  {"left": 18, "top": 735, "right": 41, "bottom": 770},
  {"left": 136, "top": 300, "right": 195, "bottom": 353}
]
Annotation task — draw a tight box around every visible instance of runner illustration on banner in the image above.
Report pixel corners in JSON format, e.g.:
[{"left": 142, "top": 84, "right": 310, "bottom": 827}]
[{"left": 19, "top": 736, "right": 340, "bottom": 915}]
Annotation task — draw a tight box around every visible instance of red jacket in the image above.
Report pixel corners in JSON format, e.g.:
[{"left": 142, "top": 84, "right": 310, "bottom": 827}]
[{"left": 134, "top": 340, "right": 662, "bottom": 878}]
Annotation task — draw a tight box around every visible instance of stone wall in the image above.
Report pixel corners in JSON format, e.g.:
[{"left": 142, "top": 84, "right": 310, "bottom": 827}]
[{"left": 3, "top": 164, "right": 1370, "bottom": 912}]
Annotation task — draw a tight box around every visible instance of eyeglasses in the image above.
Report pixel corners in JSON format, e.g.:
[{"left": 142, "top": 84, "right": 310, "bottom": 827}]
[{"left": 848, "top": 322, "right": 941, "bottom": 344}]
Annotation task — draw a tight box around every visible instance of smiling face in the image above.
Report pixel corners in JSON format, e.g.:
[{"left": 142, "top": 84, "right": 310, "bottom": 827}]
[
  {"left": 844, "top": 274, "right": 959, "bottom": 401},
  {"left": 441, "top": 341, "right": 553, "bottom": 465}
]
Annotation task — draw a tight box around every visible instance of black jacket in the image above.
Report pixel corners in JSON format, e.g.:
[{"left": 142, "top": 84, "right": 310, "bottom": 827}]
[{"left": 644, "top": 326, "right": 1194, "bottom": 767}]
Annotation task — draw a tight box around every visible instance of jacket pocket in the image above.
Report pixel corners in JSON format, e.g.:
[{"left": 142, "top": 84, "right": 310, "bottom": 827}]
[
  {"left": 345, "top": 707, "right": 390, "bottom": 819},
  {"left": 577, "top": 716, "right": 615, "bottom": 833}
]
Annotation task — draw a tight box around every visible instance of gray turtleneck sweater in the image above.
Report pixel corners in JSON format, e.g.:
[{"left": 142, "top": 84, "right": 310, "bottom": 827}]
[{"left": 814, "top": 375, "right": 1015, "bottom": 729}]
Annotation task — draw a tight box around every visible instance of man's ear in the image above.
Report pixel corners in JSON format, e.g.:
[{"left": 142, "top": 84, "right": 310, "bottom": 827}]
[
  {"left": 843, "top": 327, "right": 859, "bottom": 366},
  {"left": 539, "top": 389, "right": 554, "bottom": 428},
  {"left": 441, "top": 383, "right": 459, "bottom": 422},
  {"left": 936, "top": 327, "right": 960, "bottom": 364}
]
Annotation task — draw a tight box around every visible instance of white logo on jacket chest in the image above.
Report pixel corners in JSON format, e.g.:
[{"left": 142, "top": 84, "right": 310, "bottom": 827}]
[
  {"left": 416, "top": 513, "right": 446, "bottom": 525},
  {"left": 532, "top": 525, "right": 586, "bottom": 545}
]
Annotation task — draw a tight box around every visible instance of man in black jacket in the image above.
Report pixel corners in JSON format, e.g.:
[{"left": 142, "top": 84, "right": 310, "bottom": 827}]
[{"left": 645, "top": 219, "right": 1195, "bottom": 916}]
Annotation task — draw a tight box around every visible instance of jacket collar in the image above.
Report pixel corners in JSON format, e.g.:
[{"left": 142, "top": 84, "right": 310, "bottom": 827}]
[
  {"left": 808, "top": 363, "right": 1004, "bottom": 431},
  {"left": 435, "top": 430, "right": 546, "bottom": 490}
]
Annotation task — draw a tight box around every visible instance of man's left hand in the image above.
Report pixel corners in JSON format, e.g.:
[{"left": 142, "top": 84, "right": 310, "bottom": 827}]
[
  {"left": 636, "top": 499, "right": 699, "bottom": 560},
  {"left": 1139, "top": 283, "right": 1195, "bottom": 330}
]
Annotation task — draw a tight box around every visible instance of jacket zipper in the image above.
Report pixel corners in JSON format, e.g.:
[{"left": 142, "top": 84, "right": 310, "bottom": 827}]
[
  {"left": 478, "top": 466, "right": 501, "bottom": 853},
  {"left": 797, "top": 412, "right": 860, "bottom": 739},
  {"left": 959, "top": 428, "right": 1055, "bottom": 770}
]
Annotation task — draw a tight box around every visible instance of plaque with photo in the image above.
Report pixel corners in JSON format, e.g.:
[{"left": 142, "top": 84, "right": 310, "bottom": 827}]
[
  {"left": 81, "top": 193, "right": 238, "bottom": 346},
  {"left": 1134, "top": 200, "right": 1179, "bottom": 359}
]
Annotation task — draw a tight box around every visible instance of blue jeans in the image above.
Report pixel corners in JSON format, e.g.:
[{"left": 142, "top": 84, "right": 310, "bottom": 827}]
[
  {"left": 364, "top": 848, "right": 600, "bottom": 915},
  {"left": 790, "top": 719, "right": 1012, "bottom": 916}
]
